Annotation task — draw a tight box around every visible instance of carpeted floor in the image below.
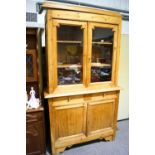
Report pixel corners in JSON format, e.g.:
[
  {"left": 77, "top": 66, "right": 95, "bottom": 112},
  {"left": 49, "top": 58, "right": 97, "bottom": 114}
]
[{"left": 47, "top": 120, "right": 129, "bottom": 155}]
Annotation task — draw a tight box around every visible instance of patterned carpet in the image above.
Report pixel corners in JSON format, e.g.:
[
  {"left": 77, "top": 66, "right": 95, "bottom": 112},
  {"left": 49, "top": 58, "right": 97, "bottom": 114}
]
[{"left": 46, "top": 120, "right": 129, "bottom": 155}]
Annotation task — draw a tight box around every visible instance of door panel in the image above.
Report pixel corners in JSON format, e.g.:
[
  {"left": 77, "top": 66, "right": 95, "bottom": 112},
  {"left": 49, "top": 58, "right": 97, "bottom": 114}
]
[
  {"left": 53, "top": 103, "right": 86, "bottom": 142},
  {"left": 87, "top": 99, "right": 115, "bottom": 136}
]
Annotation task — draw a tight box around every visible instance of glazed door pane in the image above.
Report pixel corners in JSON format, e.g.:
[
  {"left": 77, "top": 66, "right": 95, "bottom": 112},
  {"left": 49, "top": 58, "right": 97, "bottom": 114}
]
[
  {"left": 91, "top": 27, "right": 113, "bottom": 83},
  {"left": 26, "top": 49, "right": 37, "bottom": 82},
  {"left": 57, "top": 25, "right": 83, "bottom": 85},
  {"left": 26, "top": 54, "right": 34, "bottom": 77}
]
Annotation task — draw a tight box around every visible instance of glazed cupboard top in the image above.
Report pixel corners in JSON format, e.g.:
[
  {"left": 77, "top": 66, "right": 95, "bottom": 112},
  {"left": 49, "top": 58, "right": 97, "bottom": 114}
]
[{"left": 42, "top": 1, "right": 122, "bottom": 98}]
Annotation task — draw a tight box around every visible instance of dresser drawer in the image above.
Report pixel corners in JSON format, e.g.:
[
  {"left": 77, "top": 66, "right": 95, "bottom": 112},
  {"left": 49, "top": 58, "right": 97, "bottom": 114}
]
[
  {"left": 26, "top": 112, "right": 43, "bottom": 123},
  {"left": 52, "top": 95, "right": 85, "bottom": 106},
  {"left": 84, "top": 92, "right": 118, "bottom": 102},
  {"left": 26, "top": 121, "right": 46, "bottom": 155}
]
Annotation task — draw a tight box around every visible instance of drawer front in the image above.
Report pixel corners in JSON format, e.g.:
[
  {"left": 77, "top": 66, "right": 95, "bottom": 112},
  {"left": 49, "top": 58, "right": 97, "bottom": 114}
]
[
  {"left": 26, "top": 122, "right": 45, "bottom": 155},
  {"left": 53, "top": 95, "right": 85, "bottom": 106},
  {"left": 52, "top": 92, "right": 118, "bottom": 106},
  {"left": 84, "top": 92, "right": 118, "bottom": 102},
  {"left": 26, "top": 112, "right": 43, "bottom": 123}
]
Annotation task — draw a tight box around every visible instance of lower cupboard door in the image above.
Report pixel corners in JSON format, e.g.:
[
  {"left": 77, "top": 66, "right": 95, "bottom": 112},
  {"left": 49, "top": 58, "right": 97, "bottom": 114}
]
[
  {"left": 52, "top": 103, "right": 87, "bottom": 145},
  {"left": 87, "top": 99, "right": 115, "bottom": 137}
]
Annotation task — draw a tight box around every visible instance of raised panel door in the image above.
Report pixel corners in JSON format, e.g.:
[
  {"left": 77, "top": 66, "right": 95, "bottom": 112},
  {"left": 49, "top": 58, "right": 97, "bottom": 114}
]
[
  {"left": 51, "top": 102, "right": 87, "bottom": 146},
  {"left": 87, "top": 99, "right": 115, "bottom": 137}
]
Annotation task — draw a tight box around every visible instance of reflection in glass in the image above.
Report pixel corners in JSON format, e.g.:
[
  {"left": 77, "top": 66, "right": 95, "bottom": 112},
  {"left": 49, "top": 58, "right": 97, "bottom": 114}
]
[
  {"left": 91, "top": 28, "right": 113, "bottom": 82},
  {"left": 57, "top": 25, "right": 83, "bottom": 85},
  {"left": 26, "top": 54, "right": 33, "bottom": 77}
]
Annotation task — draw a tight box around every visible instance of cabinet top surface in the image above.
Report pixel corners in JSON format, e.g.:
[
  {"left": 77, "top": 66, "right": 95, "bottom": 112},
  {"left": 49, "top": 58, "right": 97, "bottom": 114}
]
[
  {"left": 41, "top": 1, "right": 121, "bottom": 18},
  {"left": 26, "top": 106, "right": 44, "bottom": 113},
  {"left": 44, "top": 86, "right": 120, "bottom": 99}
]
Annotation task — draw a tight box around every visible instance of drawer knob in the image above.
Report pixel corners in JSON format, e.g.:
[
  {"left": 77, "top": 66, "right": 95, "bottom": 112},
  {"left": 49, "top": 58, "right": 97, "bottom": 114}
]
[{"left": 68, "top": 97, "right": 70, "bottom": 102}]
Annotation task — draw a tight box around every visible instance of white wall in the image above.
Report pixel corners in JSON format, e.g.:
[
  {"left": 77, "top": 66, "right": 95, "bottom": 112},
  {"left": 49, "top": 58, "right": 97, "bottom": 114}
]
[
  {"left": 26, "top": 0, "right": 45, "bottom": 28},
  {"left": 65, "top": 0, "right": 129, "bottom": 11},
  {"left": 26, "top": 0, "right": 129, "bottom": 28},
  {"left": 122, "top": 21, "right": 129, "bottom": 34},
  {"left": 118, "top": 35, "right": 129, "bottom": 120},
  {"left": 117, "top": 20, "right": 129, "bottom": 120}
]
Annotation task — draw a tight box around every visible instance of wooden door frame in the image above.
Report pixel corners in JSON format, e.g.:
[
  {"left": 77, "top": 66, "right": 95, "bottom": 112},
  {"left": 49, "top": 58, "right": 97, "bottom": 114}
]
[
  {"left": 87, "top": 22, "right": 118, "bottom": 88},
  {"left": 47, "top": 18, "right": 88, "bottom": 93}
]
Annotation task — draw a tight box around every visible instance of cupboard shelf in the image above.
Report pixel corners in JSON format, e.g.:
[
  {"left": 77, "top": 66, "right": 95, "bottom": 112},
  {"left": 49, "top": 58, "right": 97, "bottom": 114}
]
[
  {"left": 58, "top": 64, "right": 82, "bottom": 68},
  {"left": 91, "top": 63, "right": 111, "bottom": 67},
  {"left": 57, "top": 40, "right": 82, "bottom": 44},
  {"left": 92, "top": 41, "right": 112, "bottom": 45}
]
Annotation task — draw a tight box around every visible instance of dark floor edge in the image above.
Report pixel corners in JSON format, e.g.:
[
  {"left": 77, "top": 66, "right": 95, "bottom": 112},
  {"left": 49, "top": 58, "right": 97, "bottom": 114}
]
[{"left": 117, "top": 118, "right": 129, "bottom": 122}]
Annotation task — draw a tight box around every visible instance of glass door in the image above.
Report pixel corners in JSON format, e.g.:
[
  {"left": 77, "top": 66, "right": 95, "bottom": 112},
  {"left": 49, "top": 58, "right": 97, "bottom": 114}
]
[
  {"left": 57, "top": 25, "right": 83, "bottom": 85},
  {"left": 88, "top": 22, "right": 118, "bottom": 86},
  {"left": 52, "top": 20, "right": 87, "bottom": 90}
]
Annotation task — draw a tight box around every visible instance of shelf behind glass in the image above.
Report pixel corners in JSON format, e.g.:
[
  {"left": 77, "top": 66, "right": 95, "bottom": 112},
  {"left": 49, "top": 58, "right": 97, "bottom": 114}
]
[
  {"left": 57, "top": 40, "right": 82, "bottom": 44},
  {"left": 58, "top": 64, "right": 82, "bottom": 68},
  {"left": 91, "top": 62, "right": 111, "bottom": 67},
  {"left": 92, "top": 41, "right": 112, "bottom": 45}
]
